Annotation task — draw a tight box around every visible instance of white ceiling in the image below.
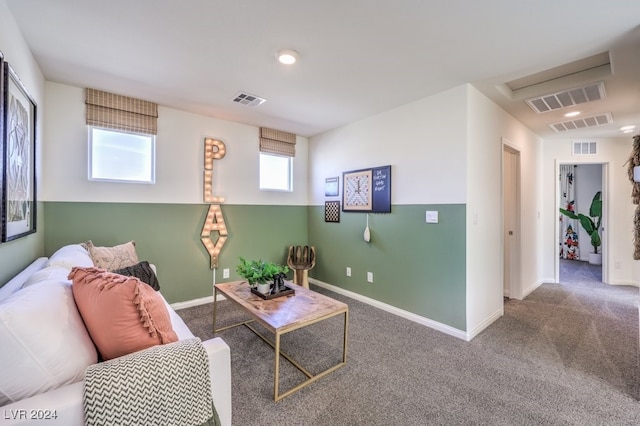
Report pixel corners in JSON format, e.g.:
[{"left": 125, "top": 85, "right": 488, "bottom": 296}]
[{"left": 5, "top": 0, "right": 640, "bottom": 139}]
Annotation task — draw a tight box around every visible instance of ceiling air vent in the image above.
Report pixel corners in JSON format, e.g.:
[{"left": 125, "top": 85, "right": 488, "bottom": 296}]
[
  {"left": 549, "top": 113, "right": 612, "bottom": 133},
  {"left": 232, "top": 91, "right": 266, "bottom": 107},
  {"left": 526, "top": 81, "right": 606, "bottom": 113},
  {"left": 573, "top": 141, "right": 597, "bottom": 156}
]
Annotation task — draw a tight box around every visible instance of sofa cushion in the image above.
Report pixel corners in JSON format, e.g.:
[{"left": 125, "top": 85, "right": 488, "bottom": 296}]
[
  {"left": 47, "top": 244, "right": 94, "bottom": 270},
  {"left": 85, "top": 240, "right": 139, "bottom": 270},
  {"left": 0, "top": 257, "right": 48, "bottom": 302},
  {"left": 69, "top": 267, "right": 178, "bottom": 361},
  {"left": 22, "top": 265, "right": 71, "bottom": 288},
  {"left": 0, "top": 279, "right": 98, "bottom": 406},
  {"left": 113, "top": 261, "right": 160, "bottom": 291}
]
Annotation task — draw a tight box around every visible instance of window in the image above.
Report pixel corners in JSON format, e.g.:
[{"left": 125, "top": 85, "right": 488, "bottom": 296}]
[
  {"left": 88, "top": 127, "right": 155, "bottom": 183},
  {"left": 259, "top": 153, "right": 292, "bottom": 191}
]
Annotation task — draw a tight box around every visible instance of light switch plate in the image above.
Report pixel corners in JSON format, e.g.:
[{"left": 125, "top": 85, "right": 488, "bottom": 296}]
[
  {"left": 223, "top": 268, "right": 229, "bottom": 279},
  {"left": 426, "top": 210, "right": 438, "bottom": 223}
]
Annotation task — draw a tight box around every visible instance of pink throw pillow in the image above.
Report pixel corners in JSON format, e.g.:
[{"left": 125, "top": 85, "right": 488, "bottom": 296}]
[{"left": 69, "top": 267, "right": 178, "bottom": 360}]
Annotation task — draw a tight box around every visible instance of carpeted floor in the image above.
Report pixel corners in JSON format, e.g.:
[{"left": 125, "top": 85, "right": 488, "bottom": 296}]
[{"left": 178, "top": 263, "right": 640, "bottom": 425}]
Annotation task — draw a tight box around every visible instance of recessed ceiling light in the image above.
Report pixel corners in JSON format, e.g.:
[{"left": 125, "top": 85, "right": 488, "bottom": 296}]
[
  {"left": 620, "top": 125, "right": 636, "bottom": 131},
  {"left": 564, "top": 111, "right": 581, "bottom": 117},
  {"left": 276, "top": 49, "right": 299, "bottom": 65}
]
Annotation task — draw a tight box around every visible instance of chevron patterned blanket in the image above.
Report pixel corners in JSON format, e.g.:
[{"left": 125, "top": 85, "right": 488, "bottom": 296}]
[{"left": 83, "top": 338, "right": 219, "bottom": 426}]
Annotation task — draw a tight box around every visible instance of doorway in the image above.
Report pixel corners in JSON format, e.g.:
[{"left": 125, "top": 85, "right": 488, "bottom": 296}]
[
  {"left": 556, "top": 163, "right": 607, "bottom": 284},
  {"left": 503, "top": 143, "right": 521, "bottom": 298}
]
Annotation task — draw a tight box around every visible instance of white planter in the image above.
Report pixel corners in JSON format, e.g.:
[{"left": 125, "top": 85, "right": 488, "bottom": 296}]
[
  {"left": 257, "top": 283, "right": 271, "bottom": 294},
  {"left": 588, "top": 252, "right": 602, "bottom": 265}
]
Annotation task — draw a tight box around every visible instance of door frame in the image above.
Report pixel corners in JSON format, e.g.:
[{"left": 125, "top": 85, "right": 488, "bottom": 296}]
[
  {"left": 554, "top": 160, "right": 609, "bottom": 284},
  {"left": 502, "top": 140, "right": 521, "bottom": 299}
]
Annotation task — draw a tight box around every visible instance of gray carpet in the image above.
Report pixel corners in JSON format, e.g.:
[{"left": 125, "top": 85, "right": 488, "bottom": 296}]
[{"left": 178, "top": 263, "right": 640, "bottom": 425}]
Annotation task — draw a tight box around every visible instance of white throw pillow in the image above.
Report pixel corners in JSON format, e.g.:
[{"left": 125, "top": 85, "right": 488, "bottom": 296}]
[
  {"left": 0, "top": 279, "right": 98, "bottom": 406},
  {"left": 47, "top": 244, "right": 94, "bottom": 270}
]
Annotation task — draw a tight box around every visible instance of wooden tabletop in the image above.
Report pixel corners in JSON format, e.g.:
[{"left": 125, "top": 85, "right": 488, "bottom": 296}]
[{"left": 215, "top": 281, "right": 348, "bottom": 333}]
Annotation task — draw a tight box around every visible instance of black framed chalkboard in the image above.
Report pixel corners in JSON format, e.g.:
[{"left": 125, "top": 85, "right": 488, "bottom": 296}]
[{"left": 342, "top": 165, "right": 391, "bottom": 213}]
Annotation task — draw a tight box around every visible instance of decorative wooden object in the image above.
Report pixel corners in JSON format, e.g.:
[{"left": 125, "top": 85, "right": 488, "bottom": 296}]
[
  {"left": 250, "top": 285, "right": 295, "bottom": 300},
  {"left": 287, "top": 245, "right": 316, "bottom": 288},
  {"left": 626, "top": 134, "right": 640, "bottom": 259},
  {"left": 201, "top": 137, "right": 228, "bottom": 268}
]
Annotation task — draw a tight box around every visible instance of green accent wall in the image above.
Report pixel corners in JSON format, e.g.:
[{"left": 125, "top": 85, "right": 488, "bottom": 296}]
[
  {"left": 44, "top": 202, "right": 308, "bottom": 303},
  {"left": 0, "top": 202, "right": 46, "bottom": 286},
  {"left": 26, "top": 201, "right": 464, "bottom": 330},
  {"left": 308, "top": 204, "right": 466, "bottom": 330}
]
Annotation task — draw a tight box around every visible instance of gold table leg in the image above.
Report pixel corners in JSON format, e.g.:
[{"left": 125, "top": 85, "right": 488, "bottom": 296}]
[{"left": 273, "top": 310, "right": 349, "bottom": 402}]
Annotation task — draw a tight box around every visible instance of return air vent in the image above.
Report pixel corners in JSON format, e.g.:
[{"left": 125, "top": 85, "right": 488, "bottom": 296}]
[
  {"left": 232, "top": 91, "right": 266, "bottom": 107},
  {"left": 549, "top": 113, "right": 612, "bottom": 133},
  {"left": 573, "top": 141, "right": 597, "bottom": 156},
  {"left": 526, "top": 81, "right": 606, "bottom": 113}
]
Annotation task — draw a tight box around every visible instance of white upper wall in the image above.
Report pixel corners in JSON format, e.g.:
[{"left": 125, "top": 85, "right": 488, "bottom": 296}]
[
  {"left": 466, "top": 85, "right": 543, "bottom": 334},
  {"left": 0, "top": 0, "right": 45, "bottom": 197},
  {"left": 309, "top": 85, "right": 468, "bottom": 205},
  {"left": 542, "top": 137, "right": 636, "bottom": 285},
  {"left": 42, "top": 82, "right": 309, "bottom": 205},
  {"left": 0, "top": 0, "right": 46, "bottom": 279}
]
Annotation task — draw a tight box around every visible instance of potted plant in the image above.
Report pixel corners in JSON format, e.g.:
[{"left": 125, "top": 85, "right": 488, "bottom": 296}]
[
  {"left": 236, "top": 257, "right": 289, "bottom": 294},
  {"left": 559, "top": 191, "right": 602, "bottom": 265}
]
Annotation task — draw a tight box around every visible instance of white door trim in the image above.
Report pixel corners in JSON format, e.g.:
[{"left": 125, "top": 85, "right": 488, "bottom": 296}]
[
  {"left": 502, "top": 139, "right": 521, "bottom": 299},
  {"left": 554, "top": 160, "right": 608, "bottom": 284}
]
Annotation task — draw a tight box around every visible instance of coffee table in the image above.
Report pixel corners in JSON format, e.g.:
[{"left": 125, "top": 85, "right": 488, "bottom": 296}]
[{"left": 213, "top": 281, "right": 348, "bottom": 401}]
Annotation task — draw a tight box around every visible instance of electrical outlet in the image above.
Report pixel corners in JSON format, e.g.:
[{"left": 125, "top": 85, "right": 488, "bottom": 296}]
[
  {"left": 346, "top": 267, "right": 351, "bottom": 277},
  {"left": 223, "top": 268, "right": 230, "bottom": 279},
  {"left": 367, "top": 272, "right": 373, "bottom": 283},
  {"left": 615, "top": 261, "right": 621, "bottom": 269}
]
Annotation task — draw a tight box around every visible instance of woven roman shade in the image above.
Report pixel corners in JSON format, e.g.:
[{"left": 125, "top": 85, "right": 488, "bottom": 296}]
[
  {"left": 86, "top": 88, "right": 158, "bottom": 135},
  {"left": 259, "top": 127, "right": 296, "bottom": 157}
]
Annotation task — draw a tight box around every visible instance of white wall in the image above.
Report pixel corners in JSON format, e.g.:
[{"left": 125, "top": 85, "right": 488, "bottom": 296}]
[
  {"left": 43, "top": 82, "right": 309, "bottom": 205},
  {"left": 309, "top": 84, "right": 546, "bottom": 336},
  {"left": 0, "top": 0, "right": 46, "bottom": 283},
  {"left": 0, "top": 0, "right": 45, "bottom": 198},
  {"left": 309, "top": 85, "right": 468, "bottom": 205},
  {"left": 542, "top": 137, "right": 636, "bottom": 285},
  {"left": 466, "top": 85, "right": 544, "bottom": 336}
]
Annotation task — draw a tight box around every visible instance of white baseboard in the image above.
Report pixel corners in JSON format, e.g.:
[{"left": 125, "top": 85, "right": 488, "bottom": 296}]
[
  {"left": 466, "top": 308, "right": 503, "bottom": 341},
  {"left": 170, "top": 294, "right": 225, "bottom": 310},
  {"left": 607, "top": 280, "right": 640, "bottom": 287},
  {"left": 520, "top": 279, "right": 543, "bottom": 300},
  {"left": 309, "top": 278, "right": 469, "bottom": 341}
]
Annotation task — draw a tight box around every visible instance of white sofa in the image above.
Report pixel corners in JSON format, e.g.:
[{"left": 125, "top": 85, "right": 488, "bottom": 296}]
[{"left": 0, "top": 245, "right": 232, "bottom": 425}]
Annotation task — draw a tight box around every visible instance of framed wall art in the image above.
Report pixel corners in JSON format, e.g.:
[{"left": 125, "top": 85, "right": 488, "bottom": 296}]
[
  {"left": 342, "top": 165, "right": 391, "bottom": 213},
  {"left": 325, "top": 176, "right": 339, "bottom": 196},
  {"left": 2, "top": 63, "right": 37, "bottom": 241},
  {"left": 324, "top": 200, "right": 340, "bottom": 222},
  {"left": 343, "top": 169, "right": 372, "bottom": 211},
  {"left": 0, "top": 51, "right": 4, "bottom": 242}
]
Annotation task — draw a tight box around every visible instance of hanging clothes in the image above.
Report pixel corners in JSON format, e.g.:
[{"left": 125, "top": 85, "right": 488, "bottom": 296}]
[{"left": 559, "top": 165, "right": 580, "bottom": 260}]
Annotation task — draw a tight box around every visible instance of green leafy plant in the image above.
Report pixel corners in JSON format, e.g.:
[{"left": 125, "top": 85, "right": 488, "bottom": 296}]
[
  {"left": 559, "top": 191, "right": 602, "bottom": 254},
  {"left": 236, "top": 257, "right": 289, "bottom": 287}
]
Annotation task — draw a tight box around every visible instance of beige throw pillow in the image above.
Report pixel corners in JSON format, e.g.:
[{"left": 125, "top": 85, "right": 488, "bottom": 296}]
[{"left": 85, "top": 240, "right": 139, "bottom": 270}]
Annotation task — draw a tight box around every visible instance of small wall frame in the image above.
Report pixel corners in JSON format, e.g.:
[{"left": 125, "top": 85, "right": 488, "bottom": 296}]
[{"left": 325, "top": 201, "right": 340, "bottom": 222}]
